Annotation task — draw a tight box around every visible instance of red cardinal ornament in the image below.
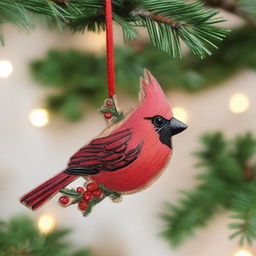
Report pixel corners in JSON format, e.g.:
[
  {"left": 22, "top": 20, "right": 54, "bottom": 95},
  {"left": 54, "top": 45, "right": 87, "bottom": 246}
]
[{"left": 20, "top": 70, "right": 187, "bottom": 216}]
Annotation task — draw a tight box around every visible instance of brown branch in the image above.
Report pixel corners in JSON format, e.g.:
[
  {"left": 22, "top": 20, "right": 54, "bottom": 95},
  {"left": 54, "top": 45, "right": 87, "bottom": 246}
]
[
  {"left": 202, "top": 0, "right": 256, "bottom": 26},
  {"left": 132, "top": 9, "right": 182, "bottom": 28},
  {"left": 52, "top": 0, "right": 67, "bottom": 4}
]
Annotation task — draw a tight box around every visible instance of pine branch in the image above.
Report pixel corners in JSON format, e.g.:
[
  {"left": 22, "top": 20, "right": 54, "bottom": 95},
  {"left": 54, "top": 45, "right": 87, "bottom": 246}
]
[
  {"left": 232, "top": 132, "right": 256, "bottom": 180},
  {"left": 0, "top": 0, "right": 229, "bottom": 58},
  {"left": 160, "top": 132, "right": 256, "bottom": 248},
  {"left": 134, "top": 0, "right": 229, "bottom": 58},
  {"left": 28, "top": 25, "right": 256, "bottom": 121},
  {"left": 132, "top": 9, "right": 180, "bottom": 27},
  {"left": 160, "top": 179, "right": 228, "bottom": 247},
  {"left": 229, "top": 185, "right": 256, "bottom": 245},
  {"left": 0, "top": 215, "right": 91, "bottom": 256}
]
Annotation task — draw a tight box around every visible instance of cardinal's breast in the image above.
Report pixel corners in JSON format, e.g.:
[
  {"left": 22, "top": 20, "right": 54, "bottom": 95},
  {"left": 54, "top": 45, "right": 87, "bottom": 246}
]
[{"left": 90, "top": 122, "right": 172, "bottom": 193}]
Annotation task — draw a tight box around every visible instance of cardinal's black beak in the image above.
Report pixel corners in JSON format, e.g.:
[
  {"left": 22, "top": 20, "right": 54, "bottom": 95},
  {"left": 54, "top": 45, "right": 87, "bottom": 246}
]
[{"left": 170, "top": 117, "right": 187, "bottom": 136}]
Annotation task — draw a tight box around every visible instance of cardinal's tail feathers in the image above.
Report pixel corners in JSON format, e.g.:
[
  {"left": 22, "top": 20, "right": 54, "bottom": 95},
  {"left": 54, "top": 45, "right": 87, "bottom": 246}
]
[{"left": 20, "top": 172, "right": 76, "bottom": 211}]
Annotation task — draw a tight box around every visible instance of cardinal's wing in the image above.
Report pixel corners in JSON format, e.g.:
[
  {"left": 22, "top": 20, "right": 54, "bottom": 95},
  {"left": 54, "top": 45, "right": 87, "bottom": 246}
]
[{"left": 64, "top": 129, "right": 143, "bottom": 176}]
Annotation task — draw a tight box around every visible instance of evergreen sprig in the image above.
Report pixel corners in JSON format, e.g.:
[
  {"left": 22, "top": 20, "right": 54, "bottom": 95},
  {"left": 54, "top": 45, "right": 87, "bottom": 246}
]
[
  {"left": 0, "top": 215, "right": 91, "bottom": 256},
  {"left": 29, "top": 25, "right": 256, "bottom": 122},
  {"left": 160, "top": 132, "right": 256, "bottom": 248},
  {"left": 229, "top": 185, "right": 256, "bottom": 245},
  {"left": 136, "top": 0, "right": 228, "bottom": 58},
  {"left": 0, "top": 0, "right": 229, "bottom": 58}
]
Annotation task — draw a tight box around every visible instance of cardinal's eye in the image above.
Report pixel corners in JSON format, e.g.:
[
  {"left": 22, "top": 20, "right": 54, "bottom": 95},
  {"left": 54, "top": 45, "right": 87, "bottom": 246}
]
[{"left": 153, "top": 116, "right": 164, "bottom": 127}]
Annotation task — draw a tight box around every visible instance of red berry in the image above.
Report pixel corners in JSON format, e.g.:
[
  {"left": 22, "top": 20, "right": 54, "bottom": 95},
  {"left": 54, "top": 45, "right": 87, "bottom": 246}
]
[
  {"left": 59, "top": 195, "right": 70, "bottom": 206},
  {"left": 104, "top": 112, "right": 113, "bottom": 119},
  {"left": 78, "top": 200, "right": 88, "bottom": 211},
  {"left": 86, "top": 183, "right": 98, "bottom": 192},
  {"left": 105, "top": 100, "right": 113, "bottom": 108},
  {"left": 93, "top": 189, "right": 103, "bottom": 198},
  {"left": 83, "top": 191, "right": 93, "bottom": 201},
  {"left": 76, "top": 187, "right": 85, "bottom": 194}
]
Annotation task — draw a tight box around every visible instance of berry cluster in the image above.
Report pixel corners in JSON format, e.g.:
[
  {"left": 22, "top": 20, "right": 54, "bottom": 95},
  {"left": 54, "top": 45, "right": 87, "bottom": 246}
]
[
  {"left": 58, "top": 181, "right": 122, "bottom": 216},
  {"left": 77, "top": 183, "right": 103, "bottom": 211},
  {"left": 58, "top": 182, "right": 103, "bottom": 211},
  {"left": 104, "top": 100, "right": 114, "bottom": 120},
  {"left": 100, "top": 98, "right": 123, "bottom": 123}
]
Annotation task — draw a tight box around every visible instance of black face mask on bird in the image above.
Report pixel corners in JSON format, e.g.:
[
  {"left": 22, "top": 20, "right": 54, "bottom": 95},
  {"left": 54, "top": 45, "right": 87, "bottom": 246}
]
[{"left": 144, "top": 115, "right": 187, "bottom": 148}]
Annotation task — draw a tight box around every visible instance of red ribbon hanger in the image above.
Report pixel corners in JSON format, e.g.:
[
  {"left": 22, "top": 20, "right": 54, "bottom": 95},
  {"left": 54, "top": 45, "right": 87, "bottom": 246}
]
[{"left": 105, "top": 0, "right": 115, "bottom": 98}]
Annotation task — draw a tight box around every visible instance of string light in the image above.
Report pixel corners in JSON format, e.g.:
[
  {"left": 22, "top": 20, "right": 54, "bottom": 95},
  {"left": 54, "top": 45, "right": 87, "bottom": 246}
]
[
  {"left": 173, "top": 107, "right": 188, "bottom": 123},
  {"left": 234, "top": 249, "right": 253, "bottom": 256},
  {"left": 0, "top": 60, "right": 13, "bottom": 78},
  {"left": 38, "top": 215, "right": 56, "bottom": 234},
  {"left": 29, "top": 108, "right": 49, "bottom": 127},
  {"left": 229, "top": 93, "right": 250, "bottom": 114}
]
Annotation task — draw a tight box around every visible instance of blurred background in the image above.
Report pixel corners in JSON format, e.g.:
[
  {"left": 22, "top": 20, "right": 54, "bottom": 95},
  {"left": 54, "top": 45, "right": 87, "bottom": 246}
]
[{"left": 1, "top": 1, "right": 256, "bottom": 256}]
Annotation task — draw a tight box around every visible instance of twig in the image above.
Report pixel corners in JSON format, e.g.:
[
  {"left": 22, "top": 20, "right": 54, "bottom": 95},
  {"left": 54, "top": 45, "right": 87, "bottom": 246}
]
[{"left": 132, "top": 9, "right": 182, "bottom": 28}]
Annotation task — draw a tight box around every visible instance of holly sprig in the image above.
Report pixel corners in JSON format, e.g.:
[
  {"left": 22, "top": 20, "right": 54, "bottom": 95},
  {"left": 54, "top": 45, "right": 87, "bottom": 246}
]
[
  {"left": 100, "top": 98, "right": 124, "bottom": 123},
  {"left": 59, "top": 182, "right": 122, "bottom": 217}
]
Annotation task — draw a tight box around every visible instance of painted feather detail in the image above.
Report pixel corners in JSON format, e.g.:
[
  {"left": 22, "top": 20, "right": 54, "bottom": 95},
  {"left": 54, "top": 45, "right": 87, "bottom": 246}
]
[{"left": 65, "top": 129, "right": 143, "bottom": 175}]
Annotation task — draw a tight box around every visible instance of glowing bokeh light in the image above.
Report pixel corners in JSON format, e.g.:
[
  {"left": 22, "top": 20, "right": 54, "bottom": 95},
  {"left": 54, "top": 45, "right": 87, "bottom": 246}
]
[
  {"left": 229, "top": 93, "right": 250, "bottom": 114},
  {"left": 0, "top": 60, "right": 13, "bottom": 78},
  {"left": 29, "top": 108, "right": 49, "bottom": 127},
  {"left": 234, "top": 249, "right": 253, "bottom": 256},
  {"left": 38, "top": 215, "right": 56, "bottom": 234},
  {"left": 173, "top": 107, "right": 188, "bottom": 123}
]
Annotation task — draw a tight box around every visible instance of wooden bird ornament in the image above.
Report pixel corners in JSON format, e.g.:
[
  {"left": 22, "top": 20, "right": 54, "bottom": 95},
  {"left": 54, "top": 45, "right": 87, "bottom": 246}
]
[{"left": 20, "top": 70, "right": 187, "bottom": 216}]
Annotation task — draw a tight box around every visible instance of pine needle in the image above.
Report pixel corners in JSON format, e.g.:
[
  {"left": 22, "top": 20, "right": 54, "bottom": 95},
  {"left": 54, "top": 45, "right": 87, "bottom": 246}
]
[{"left": 0, "top": 0, "right": 229, "bottom": 58}]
